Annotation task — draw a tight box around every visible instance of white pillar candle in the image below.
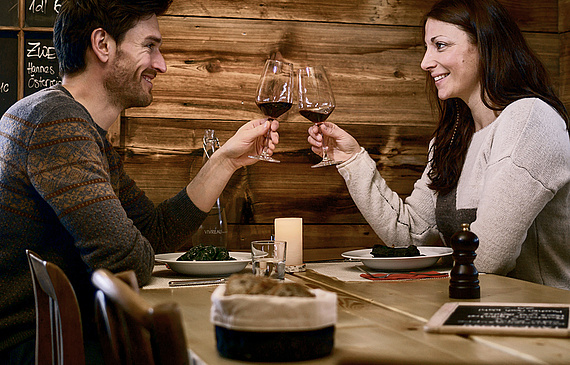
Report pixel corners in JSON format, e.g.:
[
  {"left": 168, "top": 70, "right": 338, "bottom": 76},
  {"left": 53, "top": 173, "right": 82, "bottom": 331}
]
[{"left": 274, "top": 218, "right": 304, "bottom": 269}]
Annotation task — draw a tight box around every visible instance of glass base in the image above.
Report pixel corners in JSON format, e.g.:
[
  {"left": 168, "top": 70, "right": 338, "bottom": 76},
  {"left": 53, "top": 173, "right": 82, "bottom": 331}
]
[
  {"left": 285, "top": 263, "right": 306, "bottom": 273},
  {"left": 311, "top": 159, "right": 341, "bottom": 168},
  {"left": 249, "top": 154, "right": 280, "bottom": 163}
]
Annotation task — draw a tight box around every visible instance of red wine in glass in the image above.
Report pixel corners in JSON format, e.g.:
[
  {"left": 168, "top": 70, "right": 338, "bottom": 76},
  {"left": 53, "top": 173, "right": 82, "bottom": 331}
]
[
  {"left": 297, "top": 66, "right": 340, "bottom": 168},
  {"left": 256, "top": 101, "right": 293, "bottom": 119},
  {"left": 299, "top": 107, "right": 334, "bottom": 124},
  {"left": 249, "top": 60, "right": 294, "bottom": 163}
]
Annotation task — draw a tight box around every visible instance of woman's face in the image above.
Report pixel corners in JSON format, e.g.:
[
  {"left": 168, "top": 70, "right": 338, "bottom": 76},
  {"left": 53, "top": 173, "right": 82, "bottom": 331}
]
[{"left": 421, "top": 18, "right": 481, "bottom": 105}]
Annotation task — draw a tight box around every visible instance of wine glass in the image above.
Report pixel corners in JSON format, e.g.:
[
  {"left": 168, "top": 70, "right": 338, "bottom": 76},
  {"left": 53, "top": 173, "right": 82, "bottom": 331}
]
[
  {"left": 297, "top": 65, "right": 339, "bottom": 168},
  {"left": 249, "top": 59, "right": 294, "bottom": 163}
]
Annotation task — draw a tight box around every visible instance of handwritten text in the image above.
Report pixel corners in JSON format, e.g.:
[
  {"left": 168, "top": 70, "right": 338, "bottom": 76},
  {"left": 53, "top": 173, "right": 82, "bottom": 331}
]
[
  {"left": 26, "top": 42, "right": 57, "bottom": 60},
  {"left": 28, "top": 0, "right": 61, "bottom": 14}
]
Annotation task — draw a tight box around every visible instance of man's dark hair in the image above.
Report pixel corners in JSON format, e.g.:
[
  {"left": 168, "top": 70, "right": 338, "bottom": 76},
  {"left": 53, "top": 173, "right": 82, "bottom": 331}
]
[{"left": 53, "top": 0, "right": 173, "bottom": 77}]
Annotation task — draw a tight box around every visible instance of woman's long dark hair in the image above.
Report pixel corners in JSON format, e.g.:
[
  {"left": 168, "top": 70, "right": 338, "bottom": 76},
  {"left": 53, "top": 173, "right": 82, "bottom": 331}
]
[{"left": 424, "top": 0, "right": 570, "bottom": 195}]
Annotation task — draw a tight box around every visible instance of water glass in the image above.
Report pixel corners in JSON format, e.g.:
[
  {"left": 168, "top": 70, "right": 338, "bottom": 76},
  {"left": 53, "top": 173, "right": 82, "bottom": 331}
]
[{"left": 251, "top": 240, "right": 287, "bottom": 279}]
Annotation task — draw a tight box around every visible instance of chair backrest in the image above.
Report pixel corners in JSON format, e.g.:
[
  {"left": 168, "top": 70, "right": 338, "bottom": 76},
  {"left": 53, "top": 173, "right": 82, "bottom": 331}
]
[
  {"left": 26, "top": 250, "right": 85, "bottom": 365},
  {"left": 91, "top": 269, "right": 189, "bottom": 365}
]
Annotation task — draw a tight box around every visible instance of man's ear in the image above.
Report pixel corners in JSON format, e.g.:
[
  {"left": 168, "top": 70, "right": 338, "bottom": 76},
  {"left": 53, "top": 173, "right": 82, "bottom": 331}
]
[{"left": 90, "top": 28, "right": 115, "bottom": 63}]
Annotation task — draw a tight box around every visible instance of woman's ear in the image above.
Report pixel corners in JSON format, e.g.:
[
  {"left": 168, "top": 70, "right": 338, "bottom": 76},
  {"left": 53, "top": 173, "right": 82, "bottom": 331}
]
[{"left": 90, "top": 28, "right": 115, "bottom": 63}]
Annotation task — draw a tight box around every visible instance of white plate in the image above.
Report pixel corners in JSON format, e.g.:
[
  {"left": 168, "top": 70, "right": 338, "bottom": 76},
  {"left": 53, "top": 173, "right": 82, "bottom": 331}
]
[
  {"left": 155, "top": 252, "right": 251, "bottom": 276},
  {"left": 341, "top": 247, "right": 453, "bottom": 271}
]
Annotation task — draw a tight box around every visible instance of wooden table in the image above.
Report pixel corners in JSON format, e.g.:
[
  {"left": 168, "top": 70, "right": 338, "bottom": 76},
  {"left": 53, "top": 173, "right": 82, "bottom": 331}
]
[{"left": 140, "top": 266, "right": 570, "bottom": 364}]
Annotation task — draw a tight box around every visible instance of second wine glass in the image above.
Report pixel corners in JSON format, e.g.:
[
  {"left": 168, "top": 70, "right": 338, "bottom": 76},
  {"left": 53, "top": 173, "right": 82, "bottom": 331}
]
[
  {"left": 249, "top": 59, "right": 294, "bottom": 163},
  {"left": 297, "top": 65, "right": 339, "bottom": 168}
]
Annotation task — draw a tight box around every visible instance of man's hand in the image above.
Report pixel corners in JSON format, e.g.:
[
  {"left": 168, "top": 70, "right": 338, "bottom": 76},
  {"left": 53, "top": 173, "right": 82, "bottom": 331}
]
[
  {"left": 186, "top": 118, "right": 279, "bottom": 213},
  {"left": 219, "top": 118, "right": 280, "bottom": 170}
]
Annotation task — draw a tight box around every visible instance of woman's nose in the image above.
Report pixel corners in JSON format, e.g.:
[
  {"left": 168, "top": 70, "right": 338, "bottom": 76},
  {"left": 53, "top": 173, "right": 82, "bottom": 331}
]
[{"left": 420, "top": 49, "right": 434, "bottom": 72}]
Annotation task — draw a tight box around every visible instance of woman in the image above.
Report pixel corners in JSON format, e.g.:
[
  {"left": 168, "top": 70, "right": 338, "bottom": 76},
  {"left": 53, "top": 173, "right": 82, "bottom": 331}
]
[{"left": 308, "top": 0, "right": 570, "bottom": 289}]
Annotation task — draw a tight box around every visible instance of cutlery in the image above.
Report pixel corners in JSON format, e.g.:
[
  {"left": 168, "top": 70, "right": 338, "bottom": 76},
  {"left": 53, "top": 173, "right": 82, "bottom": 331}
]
[
  {"left": 168, "top": 278, "right": 227, "bottom": 287},
  {"left": 356, "top": 266, "right": 446, "bottom": 278}
]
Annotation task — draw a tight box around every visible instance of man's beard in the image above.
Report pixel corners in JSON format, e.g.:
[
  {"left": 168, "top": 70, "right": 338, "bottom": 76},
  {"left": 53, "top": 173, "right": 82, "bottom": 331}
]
[{"left": 104, "top": 51, "right": 153, "bottom": 109}]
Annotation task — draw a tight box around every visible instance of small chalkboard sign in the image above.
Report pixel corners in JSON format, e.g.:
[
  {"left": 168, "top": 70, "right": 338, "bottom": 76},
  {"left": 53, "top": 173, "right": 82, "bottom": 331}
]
[
  {"left": 25, "top": 0, "right": 61, "bottom": 28},
  {"left": 424, "top": 302, "right": 570, "bottom": 337},
  {"left": 0, "top": 0, "right": 19, "bottom": 27},
  {"left": 24, "top": 32, "right": 60, "bottom": 97},
  {"left": 0, "top": 32, "right": 19, "bottom": 116}
]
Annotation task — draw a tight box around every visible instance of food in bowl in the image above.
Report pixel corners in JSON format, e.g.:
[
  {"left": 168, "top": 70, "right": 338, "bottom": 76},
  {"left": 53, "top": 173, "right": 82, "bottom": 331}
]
[
  {"left": 211, "top": 274, "right": 336, "bottom": 362},
  {"left": 224, "top": 273, "right": 315, "bottom": 297}
]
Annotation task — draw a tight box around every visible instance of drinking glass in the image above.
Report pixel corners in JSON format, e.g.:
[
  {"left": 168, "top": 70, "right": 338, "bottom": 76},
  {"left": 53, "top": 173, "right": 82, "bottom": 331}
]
[
  {"left": 297, "top": 65, "right": 339, "bottom": 168},
  {"left": 251, "top": 240, "right": 287, "bottom": 280},
  {"left": 249, "top": 59, "right": 294, "bottom": 163}
]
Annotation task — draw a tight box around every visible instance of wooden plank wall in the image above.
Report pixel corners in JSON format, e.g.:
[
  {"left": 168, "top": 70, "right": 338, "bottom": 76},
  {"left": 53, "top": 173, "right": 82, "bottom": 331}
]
[{"left": 119, "top": 0, "right": 563, "bottom": 260}]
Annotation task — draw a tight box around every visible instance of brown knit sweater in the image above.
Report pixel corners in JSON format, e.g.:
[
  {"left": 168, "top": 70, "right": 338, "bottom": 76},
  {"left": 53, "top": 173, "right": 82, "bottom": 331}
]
[{"left": 0, "top": 84, "right": 207, "bottom": 352}]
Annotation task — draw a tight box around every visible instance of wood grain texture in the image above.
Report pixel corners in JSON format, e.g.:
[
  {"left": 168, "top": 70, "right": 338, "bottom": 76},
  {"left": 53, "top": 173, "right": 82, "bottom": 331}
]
[
  {"left": 166, "top": 0, "right": 559, "bottom": 32},
  {"left": 127, "top": 18, "right": 560, "bottom": 122},
  {"left": 117, "top": 1, "right": 565, "bottom": 257},
  {"left": 559, "top": 0, "right": 570, "bottom": 33},
  {"left": 120, "top": 118, "right": 431, "bottom": 218}
]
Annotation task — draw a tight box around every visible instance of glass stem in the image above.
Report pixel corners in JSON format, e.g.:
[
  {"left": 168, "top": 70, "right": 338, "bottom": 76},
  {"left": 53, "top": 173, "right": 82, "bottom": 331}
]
[
  {"left": 320, "top": 124, "right": 331, "bottom": 162},
  {"left": 261, "top": 120, "right": 272, "bottom": 156}
]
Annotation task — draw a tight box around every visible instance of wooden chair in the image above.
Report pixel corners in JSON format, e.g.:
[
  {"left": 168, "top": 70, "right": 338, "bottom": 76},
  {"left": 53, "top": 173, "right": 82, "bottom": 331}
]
[
  {"left": 91, "top": 269, "right": 189, "bottom": 365},
  {"left": 26, "top": 250, "right": 86, "bottom": 365}
]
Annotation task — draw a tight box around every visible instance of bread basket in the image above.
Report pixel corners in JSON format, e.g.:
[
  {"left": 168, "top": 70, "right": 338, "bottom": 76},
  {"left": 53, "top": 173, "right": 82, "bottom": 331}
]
[{"left": 210, "top": 284, "right": 337, "bottom": 361}]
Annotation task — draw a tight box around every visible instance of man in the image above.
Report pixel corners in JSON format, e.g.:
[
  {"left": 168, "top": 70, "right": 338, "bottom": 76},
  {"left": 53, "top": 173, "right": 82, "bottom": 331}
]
[{"left": 0, "top": 0, "right": 279, "bottom": 363}]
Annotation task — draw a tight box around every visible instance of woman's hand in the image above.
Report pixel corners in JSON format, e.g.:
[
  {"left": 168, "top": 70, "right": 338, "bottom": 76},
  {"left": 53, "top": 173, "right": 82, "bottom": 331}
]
[{"left": 307, "top": 122, "right": 360, "bottom": 163}]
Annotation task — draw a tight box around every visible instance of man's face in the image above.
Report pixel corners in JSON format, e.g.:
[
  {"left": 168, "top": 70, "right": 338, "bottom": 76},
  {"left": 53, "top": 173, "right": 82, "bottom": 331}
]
[{"left": 104, "top": 14, "right": 166, "bottom": 109}]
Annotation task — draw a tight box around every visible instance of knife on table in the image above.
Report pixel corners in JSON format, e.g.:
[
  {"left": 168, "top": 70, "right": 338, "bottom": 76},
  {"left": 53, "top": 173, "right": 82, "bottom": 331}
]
[{"left": 168, "top": 278, "right": 227, "bottom": 287}]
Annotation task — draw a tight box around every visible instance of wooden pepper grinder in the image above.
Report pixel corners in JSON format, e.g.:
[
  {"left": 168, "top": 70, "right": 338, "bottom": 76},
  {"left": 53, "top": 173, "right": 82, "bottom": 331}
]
[{"left": 449, "top": 223, "right": 480, "bottom": 299}]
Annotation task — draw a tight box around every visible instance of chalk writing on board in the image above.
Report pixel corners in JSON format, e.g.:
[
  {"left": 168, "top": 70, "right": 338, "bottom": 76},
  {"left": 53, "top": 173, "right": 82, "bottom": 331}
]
[
  {"left": 24, "top": 36, "right": 61, "bottom": 96},
  {"left": 444, "top": 305, "right": 569, "bottom": 329},
  {"left": 0, "top": 32, "right": 18, "bottom": 115},
  {"left": 26, "top": 0, "right": 61, "bottom": 27},
  {"left": 26, "top": 41, "right": 57, "bottom": 60},
  {"left": 28, "top": 0, "right": 62, "bottom": 14}
]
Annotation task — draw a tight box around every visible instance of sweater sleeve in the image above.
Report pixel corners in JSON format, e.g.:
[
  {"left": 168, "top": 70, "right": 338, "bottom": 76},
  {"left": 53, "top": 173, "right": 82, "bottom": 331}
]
[
  {"left": 337, "top": 147, "right": 441, "bottom": 246},
  {"left": 114, "top": 156, "right": 208, "bottom": 254}
]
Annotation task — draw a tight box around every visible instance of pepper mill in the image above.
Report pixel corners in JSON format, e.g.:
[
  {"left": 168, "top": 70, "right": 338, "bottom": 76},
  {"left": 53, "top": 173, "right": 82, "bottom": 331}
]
[{"left": 449, "top": 223, "right": 480, "bottom": 299}]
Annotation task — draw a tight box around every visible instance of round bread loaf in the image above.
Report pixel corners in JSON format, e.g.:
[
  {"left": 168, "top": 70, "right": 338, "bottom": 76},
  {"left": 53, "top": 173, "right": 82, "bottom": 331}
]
[{"left": 224, "top": 273, "right": 314, "bottom": 297}]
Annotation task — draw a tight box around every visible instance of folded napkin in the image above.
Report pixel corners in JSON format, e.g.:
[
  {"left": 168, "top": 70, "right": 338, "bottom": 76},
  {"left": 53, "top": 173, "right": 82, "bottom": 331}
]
[{"left": 360, "top": 271, "right": 449, "bottom": 281}]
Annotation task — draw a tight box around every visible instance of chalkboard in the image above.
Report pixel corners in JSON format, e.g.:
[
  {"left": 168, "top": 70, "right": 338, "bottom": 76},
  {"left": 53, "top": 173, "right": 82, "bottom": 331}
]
[
  {"left": 0, "top": 32, "right": 19, "bottom": 116},
  {"left": 0, "top": 0, "right": 19, "bottom": 27},
  {"left": 424, "top": 302, "right": 570, "bottom": 337},
  {"left": 445, "top": 305, "right": 568, "bottom": 328},
  {"left": 25, "top": 0, "right": 61, "bottom": 27},
  {"left": 24, "top": 32, "right": 60, "bottom": 97}
]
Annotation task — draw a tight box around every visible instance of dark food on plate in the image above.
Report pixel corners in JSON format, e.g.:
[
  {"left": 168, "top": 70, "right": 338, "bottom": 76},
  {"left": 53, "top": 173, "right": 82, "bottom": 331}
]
[
  {"left": 176, "top": 245, "right": 235, "bottom": 261},
  {"left": 371, "top": 244, "right": 422, "bottom": 258}
]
